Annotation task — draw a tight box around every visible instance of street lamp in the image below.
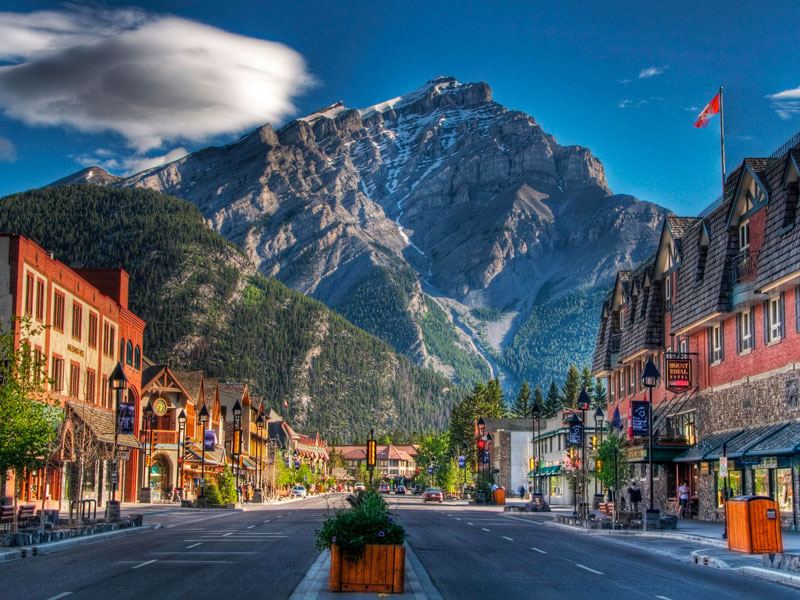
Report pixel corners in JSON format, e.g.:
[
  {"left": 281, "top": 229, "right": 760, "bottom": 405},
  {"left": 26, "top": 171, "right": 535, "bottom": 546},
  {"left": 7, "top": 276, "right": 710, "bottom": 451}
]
[
  {"left": 232, "top": 400, "right": 242, "bottom": 492},
  {"left": 594, "top": 406, "right": 604, "bottom": 494},
  {"left": 530, "top": 401, "right": 541, "bottom": 495},
  {"left": 486, "top": 432, "right": 494, "bottom": 486},
  {"left": 177, "top": 409, "right": 187, "bottom": 495},
  {"left": 641, "top": 356, "right": 660, "bottom": 516},
  {"left": 256, "top": 413, "right": 265, "bottom": 493},
  {"left": 477, "top": 416, "right": 486, "bottom": 437},
  {"left": 578, "top": 389, "right": 591, "bottom": 518},
  {"left": 198, "top": 403, "right": 210, "bottom": 497},
  {"left": 142, "top": 401, "right": 154, "bottom": 490},
  {"left": 109, "top": 362, "right": 128, "bottom": 503}
]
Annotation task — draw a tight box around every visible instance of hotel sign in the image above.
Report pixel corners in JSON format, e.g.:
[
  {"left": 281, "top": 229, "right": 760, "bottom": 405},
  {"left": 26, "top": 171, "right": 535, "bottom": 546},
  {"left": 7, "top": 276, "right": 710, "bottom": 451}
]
[{"left": 666, "top": 359, "right": 692, "bottom": 393}]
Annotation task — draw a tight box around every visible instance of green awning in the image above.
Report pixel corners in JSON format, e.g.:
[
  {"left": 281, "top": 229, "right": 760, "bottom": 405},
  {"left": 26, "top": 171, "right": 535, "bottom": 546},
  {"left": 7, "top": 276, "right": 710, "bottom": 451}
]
[{"left": 528, "top": 466, "right": 561, "bottom": 476}]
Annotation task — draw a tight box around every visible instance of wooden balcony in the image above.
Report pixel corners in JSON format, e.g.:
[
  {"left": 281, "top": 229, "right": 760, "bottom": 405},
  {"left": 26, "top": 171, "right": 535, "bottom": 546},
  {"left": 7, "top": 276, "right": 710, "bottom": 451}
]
[{"left": 151, "top": 430, "right": 178, "bottom": 445}]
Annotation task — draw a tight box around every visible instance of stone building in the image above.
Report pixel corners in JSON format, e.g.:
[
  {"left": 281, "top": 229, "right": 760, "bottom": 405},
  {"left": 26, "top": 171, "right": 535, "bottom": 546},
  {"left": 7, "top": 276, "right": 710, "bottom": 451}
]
[{"left": 592, "top": 132, "right": 800, "bottom": 526}]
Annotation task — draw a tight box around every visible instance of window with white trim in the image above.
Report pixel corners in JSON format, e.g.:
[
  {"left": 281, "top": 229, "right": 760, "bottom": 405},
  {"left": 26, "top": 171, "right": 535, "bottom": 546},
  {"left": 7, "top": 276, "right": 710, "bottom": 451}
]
[
  {"left": 739, "top": 310, "right": 752, "bottom": 351},
  {"left": 679, "top": 338, "right": 689, "bottom": 357},
  {"left": 768, "top": 296, "right": 782, "bottom": 342},
  {"left": 711, "top": 324, "right": 723, "bottom": 363},
  {"left": 738, "top": 219, "right": 750, "bottom": 251},
  {"left": 665, "top": 274, "right": 672, "bottom": 309}
]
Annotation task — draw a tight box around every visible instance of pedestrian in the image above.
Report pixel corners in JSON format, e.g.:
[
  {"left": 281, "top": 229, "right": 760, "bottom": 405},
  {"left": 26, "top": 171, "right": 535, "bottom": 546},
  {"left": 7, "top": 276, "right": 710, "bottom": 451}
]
[
  {"left": 237, "top": 484, "right": 243, "bottom": 503},
  {"left": 518, "top": 483, "right": 526, "bottom": 498},
  {"left": 678, "top": 480, "right": 690, "bottom": 518},
  {"left": 627, "top": 480, "right": 642, "bottom": 512}
]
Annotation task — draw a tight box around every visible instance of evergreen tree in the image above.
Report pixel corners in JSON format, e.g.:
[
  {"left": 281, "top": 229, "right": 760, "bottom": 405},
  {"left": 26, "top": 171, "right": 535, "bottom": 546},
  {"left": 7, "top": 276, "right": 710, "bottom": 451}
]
[
  {"left": 561, "top": 364, "right": 581, "bottom": 409},
  {"left": 510, "top": 381, "right": 532, "bottom": 418},
  {"left": 482, "top": 378, "right": 506, "bottom": 417},
  {"left": 580, "top": 366, "right": 594, "bottom": 397},
  {"left": 544, "top": 380, "right": 561, "bottom": 417},
  {"left": 532, "top": 384, "right": 545, "bottom": 414},
  {"left": 593, "top": 378, "right": 607, "bottom": 409}
]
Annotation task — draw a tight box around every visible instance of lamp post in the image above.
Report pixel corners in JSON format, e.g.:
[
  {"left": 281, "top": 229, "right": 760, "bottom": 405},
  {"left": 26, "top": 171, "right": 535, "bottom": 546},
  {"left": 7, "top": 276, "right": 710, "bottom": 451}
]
[
  {"left": 486, "top": 432, "right": 494, "bottom": 487},
  {"left": 256, "top": 413, "right": 265, "bottom": 492},
  {"left": 109, "top": 362, "right": 128, "bottom": 503},
  {"left": 594, "top": 406, "right": 604, "bottom": 494},
  {"left": 477, "top": 416, "right": 486, "bottom": 480},
  {"left": 530, "top": 401, "right": 541, "bottom": 495},
  {"left": 177, "top": 409, "right": 187, "bottom": 495},
  {"left": 567, "top": 412, "right": 582, "bottom": 517},
  {"left": 641, "top": 356, "right": 660, "bottom": 515},
  {"left": 232, "top": 399, "right": 242, "bottom": 492},
  {"left": 198, "top": 403, "right": 210, "bottom": 497},
  {"left": 578, "top": 389, "right": 591, "bottom": 518},
  {"left": 142, "top": 401, "right": 154, "bottom": 491},
  {"left": 613, "top": 446, "right": 619, "bottom": 523},
  {"left": 722, "top": 441, "right": 729, "bottom": 540}
]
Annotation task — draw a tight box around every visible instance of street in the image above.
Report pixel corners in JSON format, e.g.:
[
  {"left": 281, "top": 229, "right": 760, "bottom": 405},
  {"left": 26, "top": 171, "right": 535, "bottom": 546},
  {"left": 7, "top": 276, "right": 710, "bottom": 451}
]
[{"left": 2, "top": 495, "right": 798, "bottom": 600}]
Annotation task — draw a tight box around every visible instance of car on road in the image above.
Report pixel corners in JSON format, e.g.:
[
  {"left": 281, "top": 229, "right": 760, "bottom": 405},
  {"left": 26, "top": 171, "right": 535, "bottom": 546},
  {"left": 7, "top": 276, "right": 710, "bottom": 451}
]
[
  {"left": 291, "top": 485, "right": 307, "bottom": 497},
  {"left": 412, "top": 484, "right": 424, "bottom": 495},
  {"left": 395, "top": 485, "right": 406, "bottom": 495},
  {"left": 378, "top": 483, "right": 391, "bottom": 494},
  {"left": 422, "top": 488, "right": 443, "bottom": 503},
  {"left": 354, "top": 482, "right": 365, "bottom": 491}
]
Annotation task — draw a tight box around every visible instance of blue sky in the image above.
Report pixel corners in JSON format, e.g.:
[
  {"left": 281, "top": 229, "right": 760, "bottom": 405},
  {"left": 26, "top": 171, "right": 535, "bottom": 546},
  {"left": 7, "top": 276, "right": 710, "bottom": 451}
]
[{"left": 1, "top": 0, "right": 799, "bottom": 216}]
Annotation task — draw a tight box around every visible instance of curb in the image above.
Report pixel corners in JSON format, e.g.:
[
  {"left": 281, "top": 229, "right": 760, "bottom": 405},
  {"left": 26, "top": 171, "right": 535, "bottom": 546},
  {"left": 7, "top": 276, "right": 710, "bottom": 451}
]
[
  {"left": 691, "top": 549, "right": 731, "bottom": 569},
  {"left": 541, "top": 519, "right": 729, "bottom": 547},
  {"left": 740, "top": 566, "right": 800, "bottom": 589},
  {"left": 0, "top": 523, "right": 159, "bottom": 562}
]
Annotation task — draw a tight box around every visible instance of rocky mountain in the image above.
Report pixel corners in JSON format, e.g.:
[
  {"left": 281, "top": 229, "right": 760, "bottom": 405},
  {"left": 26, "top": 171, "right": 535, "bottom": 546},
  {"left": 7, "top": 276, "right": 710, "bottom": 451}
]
[
  {"left": 0, "top": 185, "right": 455, "bottom": 441},
  {"left": 58, "top": 77, "right": 669, "bottom": 390}
]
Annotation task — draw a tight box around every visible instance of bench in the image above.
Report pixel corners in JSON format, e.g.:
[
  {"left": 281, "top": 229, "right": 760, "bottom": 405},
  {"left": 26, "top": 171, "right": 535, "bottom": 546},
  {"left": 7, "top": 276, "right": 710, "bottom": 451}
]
[
  {"left": 0, "top": 504, "right": 14, "bottom": 530},
  {"left": 17, "top": 504, "right": 36, "bottom": 526}
]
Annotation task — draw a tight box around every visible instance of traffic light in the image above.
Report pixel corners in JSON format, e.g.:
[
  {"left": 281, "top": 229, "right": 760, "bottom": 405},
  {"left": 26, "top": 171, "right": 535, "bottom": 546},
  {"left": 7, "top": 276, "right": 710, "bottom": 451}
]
[
  {"left": 591, "top": 436, "right": 597, "bottom": 450},
  {"left": 596, "top": 460, "right": 603, "bottom": 473},
  {"left": 477, "top": 438, "right": 486, "bottom": 450},
  {"left": 529, "top": 457, "right": 535, "bottom": 471}
]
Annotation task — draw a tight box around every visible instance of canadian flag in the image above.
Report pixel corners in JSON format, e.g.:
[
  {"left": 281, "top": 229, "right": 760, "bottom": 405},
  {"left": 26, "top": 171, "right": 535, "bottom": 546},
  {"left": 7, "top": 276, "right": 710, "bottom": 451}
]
[
  {"left": 284, "top": 399, "right": 288, "bottom": 408},
  {"left": 694, "top": 93, "right": 720, "bottom": 128}
]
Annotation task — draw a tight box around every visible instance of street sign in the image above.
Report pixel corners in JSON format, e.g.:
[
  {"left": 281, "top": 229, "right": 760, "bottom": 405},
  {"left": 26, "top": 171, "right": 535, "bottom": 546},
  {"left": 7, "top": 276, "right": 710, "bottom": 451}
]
[
  {"left": 458, "top": 455, "right": 465, "bottom": 469},
  {"left": 719, "top": 456, "right": 728, "bottom": 477},
  {"left": 665, "top": 358, "right": 692, "bottom": 393},
  {"left": 427, "top": 464, "right": 434, "bottom": 474},
  {"left": 304, "top": 475, "right": 308, "bottom": 482},
  {"left": 117, "top": 450, "right": 130, "bottom": 461},
  {"left": 630, "top": 401, "right": 650, "bottom": 438}
]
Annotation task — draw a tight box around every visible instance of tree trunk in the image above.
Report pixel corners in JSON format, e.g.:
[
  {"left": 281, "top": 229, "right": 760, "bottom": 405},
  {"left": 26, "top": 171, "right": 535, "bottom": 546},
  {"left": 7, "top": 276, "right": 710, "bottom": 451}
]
[{"left": 12, "top": 471, "right": 19, "bottom": 534}]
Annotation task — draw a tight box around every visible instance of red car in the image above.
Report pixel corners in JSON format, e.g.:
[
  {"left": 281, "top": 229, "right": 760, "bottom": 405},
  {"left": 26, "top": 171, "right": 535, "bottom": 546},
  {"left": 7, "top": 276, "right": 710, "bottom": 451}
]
[{"left": 422, "top": 488, "right": 443, "bottom": 503}]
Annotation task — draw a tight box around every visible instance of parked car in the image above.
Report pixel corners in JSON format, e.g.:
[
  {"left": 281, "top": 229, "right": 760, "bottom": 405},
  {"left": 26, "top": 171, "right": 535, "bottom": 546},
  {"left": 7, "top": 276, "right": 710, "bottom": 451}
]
[
  {"left": 422, "top": 488, "right": 443, "bottom": 503},
  {"left": 354, "top": 482, "right": 365, "bottom": 491},
  {"left": 291, "top": 485, "right": 307, "bottom": 497},
  {"left": 378, "top": 483, "right": 391, "bottom": 494},
  {"left": 412, "top": 484, "right": 424, "bottom": 495},
  {"left": 395, "top": 485, "right": 406, "bottom": 495}
]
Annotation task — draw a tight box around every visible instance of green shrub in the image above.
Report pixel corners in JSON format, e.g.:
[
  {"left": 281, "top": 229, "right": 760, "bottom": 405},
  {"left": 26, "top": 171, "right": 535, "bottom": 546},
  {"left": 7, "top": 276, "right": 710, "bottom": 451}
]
[
  {"left": 204, "top": 483, "right": 222, "bottom": 505},
  {"left": 217, "top": 466, "right": 237, "bottom": 504},
  {"left": 315, "top": 490, "right": 405, "bottom": 562}
]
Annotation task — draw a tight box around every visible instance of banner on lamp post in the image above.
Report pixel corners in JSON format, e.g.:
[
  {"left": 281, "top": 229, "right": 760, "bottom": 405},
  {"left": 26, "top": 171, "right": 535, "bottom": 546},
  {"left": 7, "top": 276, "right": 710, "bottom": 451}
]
[{"left": 630, "top": 401, "right": 650, "bottom": 438}]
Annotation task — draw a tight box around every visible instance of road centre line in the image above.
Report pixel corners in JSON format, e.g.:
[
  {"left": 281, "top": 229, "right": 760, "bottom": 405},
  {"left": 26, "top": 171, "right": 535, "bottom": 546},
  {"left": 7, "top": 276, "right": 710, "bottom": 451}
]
[
  {"left": 454, "top": 517, "right": 461, "bottom": 521},
  {"left": 247, "top": 525, "right": 255, "bottom": 529},
  {"left": 184, "top": 537, "right": 288, "bottom": 541},
  {"left": 45, "top": 594, "right": 73, "bottom": 600},
  {"left": 530, "top": 547, "right": 547, "bottom": 554},
  {"left": 481, "top": 528, "right": 490, "bottom": 532},
  {"left": 186, "top": 543, "right": 202, "bottom": 549},
  {"left": 467, "top": 522, "right": 474, "bottom": 525},
  {"left": 575, "top": 564, "right": 603, "bottom": 575},
  {"left": 263, "top": 519, "right": 271, "bottom": 522},
  {"left": 502, "top": 536, "right": 513, "bottom": 541},
  {"left": 164, "top": 512, "right": 238, "bottom": 529},
  {"left": 222, "top": 532, "right": 233, "bottom": 537},
  {"left": 656, "top": 597, "right": 673, "bottom": 600},
  {"left": 131, "top": 559, "right": 158, "bottom": 570},
  {"left": 151, "top": 552, "right": 256, "bottom": 555}
]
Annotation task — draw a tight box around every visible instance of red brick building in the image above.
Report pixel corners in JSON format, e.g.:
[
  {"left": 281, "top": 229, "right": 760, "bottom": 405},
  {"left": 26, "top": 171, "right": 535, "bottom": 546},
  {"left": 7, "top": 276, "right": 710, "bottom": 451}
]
[
  {"left": 593, "top": 134, "right": 800, "bottom": 525},
  {"left": 0, "top": 234, "right": 145, "bottom": 508}
]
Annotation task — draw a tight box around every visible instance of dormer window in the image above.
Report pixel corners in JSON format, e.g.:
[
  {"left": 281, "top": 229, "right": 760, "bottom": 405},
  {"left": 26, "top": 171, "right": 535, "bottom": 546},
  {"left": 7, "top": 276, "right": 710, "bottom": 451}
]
[{"left": 739, "top": 219, "right": 750, "bottom": 251}]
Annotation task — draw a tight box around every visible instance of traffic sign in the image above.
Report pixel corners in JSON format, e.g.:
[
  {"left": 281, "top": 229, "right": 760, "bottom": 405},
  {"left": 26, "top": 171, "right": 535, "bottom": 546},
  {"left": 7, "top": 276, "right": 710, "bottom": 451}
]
[{"left": 719, "top": 457, "right": 728, "bottom": 477}]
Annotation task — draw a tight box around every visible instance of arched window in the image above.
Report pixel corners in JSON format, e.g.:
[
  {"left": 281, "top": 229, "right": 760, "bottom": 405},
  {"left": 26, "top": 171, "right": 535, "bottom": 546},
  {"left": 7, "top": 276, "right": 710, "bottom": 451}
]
[
  {"left": 126, "top": 340, "right": 133, "bottom": 366},
  {"left": 134, "top": 345, "right": 141, "bottom": 370},
  {"left": 120, "top": 338, "right": 125, "bottom": 362}
]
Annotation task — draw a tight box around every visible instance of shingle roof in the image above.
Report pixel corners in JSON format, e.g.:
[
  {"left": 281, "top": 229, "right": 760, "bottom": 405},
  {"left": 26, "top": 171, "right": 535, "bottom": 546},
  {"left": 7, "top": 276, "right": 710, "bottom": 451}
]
[
  {"left": 67, "top": 400, "right": 141, "bottom": 449},
  {"left": 674, "top": 429, "right": 743, "bottom": 462},
  {"left": 171, "top": 369, "right": 203, "bottom": 402},
  {"left": 666, "top": 216, "right": 700, "bottom": 240},
  {"left": 746, "top": 421, "right": 800, "bottom": 456}
]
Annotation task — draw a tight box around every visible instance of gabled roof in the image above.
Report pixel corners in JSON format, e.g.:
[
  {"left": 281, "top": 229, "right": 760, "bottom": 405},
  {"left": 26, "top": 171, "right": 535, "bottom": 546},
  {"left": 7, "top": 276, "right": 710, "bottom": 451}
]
[{"left": 171, "top": 369, "right": 204, "bottom": 402}]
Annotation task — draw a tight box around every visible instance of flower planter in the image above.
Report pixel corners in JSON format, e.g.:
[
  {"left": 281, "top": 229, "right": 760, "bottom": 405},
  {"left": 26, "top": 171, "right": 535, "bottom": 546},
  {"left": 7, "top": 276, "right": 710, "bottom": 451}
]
[{"left": 329, "top": 543, "right": 405, "bottom": 593}]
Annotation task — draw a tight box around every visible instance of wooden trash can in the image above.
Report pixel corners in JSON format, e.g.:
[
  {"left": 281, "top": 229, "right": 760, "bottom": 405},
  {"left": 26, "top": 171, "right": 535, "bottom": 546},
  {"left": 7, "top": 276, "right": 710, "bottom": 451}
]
[
  {"left": 493, "top": 488, "right": 506, "bottom": 505},
  {"left": 726, "top": 496, "right": 783, "bottom": 553}
]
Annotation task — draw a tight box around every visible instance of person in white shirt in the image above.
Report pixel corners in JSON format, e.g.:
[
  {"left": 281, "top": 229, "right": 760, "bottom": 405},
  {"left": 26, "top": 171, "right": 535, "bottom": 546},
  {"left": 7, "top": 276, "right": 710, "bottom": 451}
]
[{"left": 678, "top": 481, "right": 691, "bottom": 518}]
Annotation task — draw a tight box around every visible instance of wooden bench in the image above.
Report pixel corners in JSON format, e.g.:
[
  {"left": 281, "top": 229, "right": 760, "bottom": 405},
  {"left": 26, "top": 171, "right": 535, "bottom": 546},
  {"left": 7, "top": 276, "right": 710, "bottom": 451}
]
[
  {"left": 17, "top": 504, "right": 36, "bottom": 526},
  {"left": 0, "top": 504, "right": 14, "bottom": 530}
]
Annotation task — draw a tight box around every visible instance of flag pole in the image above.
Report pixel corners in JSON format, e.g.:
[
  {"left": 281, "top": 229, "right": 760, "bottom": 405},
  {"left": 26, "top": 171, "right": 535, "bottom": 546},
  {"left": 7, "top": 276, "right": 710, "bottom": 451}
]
[{"left": 719, "top": 86, "right": 726, "bottom": 195}]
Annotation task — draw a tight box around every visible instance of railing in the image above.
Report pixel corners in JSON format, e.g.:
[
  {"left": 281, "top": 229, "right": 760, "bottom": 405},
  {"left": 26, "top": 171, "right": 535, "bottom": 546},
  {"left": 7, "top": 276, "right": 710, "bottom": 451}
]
[
  {"left": 731, "top": 250, "right": 759, "bottom": 285},
  {"left": 151, "top": 430, "right": 178, "bottom": 444},
  {"left": 609, "top": 334, "right": 621, "bottom": 353},
  {"left": 768, "top": 128, "right": 800, "bottom": 161}
]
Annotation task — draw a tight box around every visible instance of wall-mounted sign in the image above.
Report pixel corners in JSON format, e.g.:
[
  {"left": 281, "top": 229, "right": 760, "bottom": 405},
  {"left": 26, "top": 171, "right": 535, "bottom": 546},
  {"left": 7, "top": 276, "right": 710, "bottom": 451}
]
[
  {"left": 719, "top": 456, "right": 728, "bottom": 477},
  {"left": 630, "top": 401, "right": 650, "bottom": 438},
  {"left": 738, "top": 455, "right": 761, "bottom": 465},
  {"left": 153, "top": 397, "right": 168, "bottom": 417},
  {"left": 666, "top": 359, "right": 692, "bottom": 393}
]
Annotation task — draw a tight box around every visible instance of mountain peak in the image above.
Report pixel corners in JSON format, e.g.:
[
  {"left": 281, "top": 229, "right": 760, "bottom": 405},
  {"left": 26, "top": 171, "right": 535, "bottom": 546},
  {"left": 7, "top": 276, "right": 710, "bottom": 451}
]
[{"left": 49, "top": 166, "right": 121, "bottom": 187}]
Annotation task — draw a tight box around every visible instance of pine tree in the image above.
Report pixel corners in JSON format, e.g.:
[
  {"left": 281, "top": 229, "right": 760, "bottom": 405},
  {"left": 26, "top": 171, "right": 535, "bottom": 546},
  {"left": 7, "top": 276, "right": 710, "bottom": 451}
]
[
  {"left": 593, "top": 378, "right": 607, "bottom": 408},
  {"left": 544, "top": 379, "right": 561, "bottom": 417},
  {"left": 561, "top": 364, "right": 581, "bottom": 409},
  {"left": 511, "top": 381, "right": 532, "bottom": 417},
  {"left": 580, "top": 366, "right": 594, "bottom": 396},
  {"left": 532, "top": 384, "right": 545, "bottom": 413},
  {"left": 481, "top": 378, "right": 506, "bottom": 417}
]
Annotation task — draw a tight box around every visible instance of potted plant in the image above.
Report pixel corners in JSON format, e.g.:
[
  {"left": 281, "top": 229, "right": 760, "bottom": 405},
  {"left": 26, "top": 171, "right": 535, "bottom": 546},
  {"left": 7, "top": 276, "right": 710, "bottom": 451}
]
[{"left": 316, "top": 490, "right": 406, "bottom": 593}]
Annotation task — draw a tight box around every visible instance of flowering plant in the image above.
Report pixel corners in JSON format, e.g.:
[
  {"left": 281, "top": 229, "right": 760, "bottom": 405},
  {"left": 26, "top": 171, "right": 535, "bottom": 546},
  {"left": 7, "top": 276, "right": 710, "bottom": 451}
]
[{"left": 315, "top": 490, "right": 405, "bottom": 562}]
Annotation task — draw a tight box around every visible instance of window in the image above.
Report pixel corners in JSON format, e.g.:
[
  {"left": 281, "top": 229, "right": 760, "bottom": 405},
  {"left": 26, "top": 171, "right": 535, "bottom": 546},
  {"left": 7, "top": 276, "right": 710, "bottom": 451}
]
[
  {"left": 796, "top": 286, "right": 800, "bottom": 333},
  {"left": 51, "top": 357, "right": 64, "bottom": 392},
  {"left": 33, "top": 347, "right": 44, "bottom": 383},
  {"left": 35, "top": 280, "right": 44, "bottom": 321},
  {"left": 69, "top": 363, "right": 80, "bottom": 397},
  {"left": 86, "top": 369, "right": 96, "bottom": 403},
  {"left": 629, "top": 366, "right": 635, "bottom": 392},
  {"left": 765, "top": 295, "right": 785, "bottom": 344},
  {"left": 88, "top": 313, "right": 98, "bottom": 348},
  {"left": 738, "top": 219, "right": 750, "bottom": 251},
  {"left": 709, "top": 323, "right": 724, "bottom": 363},
  {"left": 71, "top": 302, "right": 82, "bottom": 340},
  {"left": 737, "top": 309, "right": 754, "bottom": 353},
  {"left": 126, "top": 340, "right": 133, "bottom": 367},
  {"left": 679, "top": 337, "right": 689, "bottom": 357},
  {"left": 103, "top": 323, "right": 116, "bottom": 357},
  {"left": 53, "top": 292, "right": 65, "bottom": 331},
  {"left": 120, "top": 338, "right": 125, "bottom": 361},
  {"left": 24, "top": 274, "right": 34, "bottom": 316},
  {"left": 665, "top": 275, "right": 672, "bottom": 309},
  {"left": 101, "top": 375, "right": 108, "bottom": 408},
  {"left": 134, "top": 345, "right": 141, "bottom": 370}
]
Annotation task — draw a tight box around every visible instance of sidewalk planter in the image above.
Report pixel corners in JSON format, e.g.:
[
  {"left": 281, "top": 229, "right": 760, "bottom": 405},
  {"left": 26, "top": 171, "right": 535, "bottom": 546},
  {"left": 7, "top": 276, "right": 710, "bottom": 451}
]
[{"left": 329, "top": 543, "right": 405, "bottom": 593}]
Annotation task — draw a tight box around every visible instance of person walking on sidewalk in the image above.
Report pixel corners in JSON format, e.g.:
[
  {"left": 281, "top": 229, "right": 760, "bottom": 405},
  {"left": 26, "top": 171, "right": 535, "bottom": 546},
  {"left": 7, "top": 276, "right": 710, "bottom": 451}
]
[
  {"left": 627, "top": 480, "right": 642, "bottom": 512},
  {"left": 679, "top": 481, "right": 690, "bottom": 518}
]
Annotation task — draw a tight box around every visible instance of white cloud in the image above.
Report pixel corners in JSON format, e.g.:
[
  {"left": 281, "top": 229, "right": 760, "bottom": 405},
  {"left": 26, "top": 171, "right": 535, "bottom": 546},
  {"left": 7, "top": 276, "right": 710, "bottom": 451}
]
[
  {"left": 0, "top": 7, "right": 313, "bottom": 153},
  {"left": 0, "top": 136, "right": 15, "bottom": 162},
  {"left": 766, "top": 86, "right": 800, "bottom": 120},
  {"left": 76, "top": 147, "right": 190, "bottom": 174},
  {"left": 638, "top": 65, "right": 667, "bottom": 79},
  {"left": 617, "top": 99, "right": 632, "bottom": 109}
]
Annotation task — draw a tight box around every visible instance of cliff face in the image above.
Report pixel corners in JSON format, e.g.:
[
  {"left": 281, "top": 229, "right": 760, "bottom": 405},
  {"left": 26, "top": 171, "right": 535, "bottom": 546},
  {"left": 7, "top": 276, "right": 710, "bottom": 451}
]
[{"left": 60, "top": 77, "right": 668, "bottom": 388}]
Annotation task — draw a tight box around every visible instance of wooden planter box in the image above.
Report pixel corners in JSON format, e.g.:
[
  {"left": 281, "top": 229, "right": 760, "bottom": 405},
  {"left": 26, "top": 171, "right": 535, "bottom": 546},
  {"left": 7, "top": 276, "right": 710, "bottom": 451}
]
[{"left": 329, "top": 543, "right": 405, "bottom": 593}]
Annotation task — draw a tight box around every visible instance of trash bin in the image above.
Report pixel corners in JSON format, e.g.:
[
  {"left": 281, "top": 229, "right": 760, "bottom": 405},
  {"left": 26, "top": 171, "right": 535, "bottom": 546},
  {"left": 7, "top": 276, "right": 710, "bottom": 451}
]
[
  {"left": 726, "top": 495, "right": 783, "bottom": 553},
  {"left": 493, "top": 488, "right": 506, "bottom": 505}
]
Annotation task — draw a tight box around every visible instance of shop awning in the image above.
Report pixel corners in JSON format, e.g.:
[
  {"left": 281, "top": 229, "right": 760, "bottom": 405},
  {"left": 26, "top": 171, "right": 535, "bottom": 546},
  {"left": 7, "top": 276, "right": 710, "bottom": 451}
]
[
  {"left": 720, "top": 423, "right": 789, "bottom": 458},
  {"left": 185, "top": 446, "right": 225, "bottom": 466},
  {"left": 67, "top": 400, "right": 141, "bottom": 449},
  {"left": 528, "top": 466, "right": 561, "bottom": 477},
  {"left": 674, "top": 429, "right": 744, "bottom": 462},
  {"left": 741, "top": 421, "right": 800, "bottom": 457}
]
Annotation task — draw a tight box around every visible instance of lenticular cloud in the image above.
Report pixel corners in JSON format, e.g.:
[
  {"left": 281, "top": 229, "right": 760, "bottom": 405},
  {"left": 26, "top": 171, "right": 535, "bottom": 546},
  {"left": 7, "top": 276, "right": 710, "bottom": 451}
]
[{"left": 0, "top": 8, "right": 312, "bottom": 152}]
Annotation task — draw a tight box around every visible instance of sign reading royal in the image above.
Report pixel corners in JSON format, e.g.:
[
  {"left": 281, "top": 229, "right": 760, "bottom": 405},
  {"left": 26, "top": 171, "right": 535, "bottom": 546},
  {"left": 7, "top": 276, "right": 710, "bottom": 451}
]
[
  {"left": 666, "top": 358, "right": 692, "bottom": 393},
  {"left": 630, "top": 401, "right": 650, "bottom": 438}
]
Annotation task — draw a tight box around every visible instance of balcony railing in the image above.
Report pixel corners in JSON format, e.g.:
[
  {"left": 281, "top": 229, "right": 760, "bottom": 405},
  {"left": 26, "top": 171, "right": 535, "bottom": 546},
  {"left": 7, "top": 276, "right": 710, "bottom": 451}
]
[
  {"left": 610, "top": 334, "right": 621, "bottom": 353},
  {"left": 731, "top": 250, "right": 759, "bottom": 285},
  {"left": 151, "top": 430, "right": 178, "bottom": 445}
]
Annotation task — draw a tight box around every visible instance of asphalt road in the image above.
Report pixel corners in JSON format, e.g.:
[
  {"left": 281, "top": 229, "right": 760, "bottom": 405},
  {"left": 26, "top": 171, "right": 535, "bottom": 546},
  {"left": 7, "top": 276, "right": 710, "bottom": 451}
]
[
  {"left": 0, "top": 495, "right": 339, "bottom": 600},
  {"left": 390, "top": 496, "right": 798, "bottom": 600}
]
